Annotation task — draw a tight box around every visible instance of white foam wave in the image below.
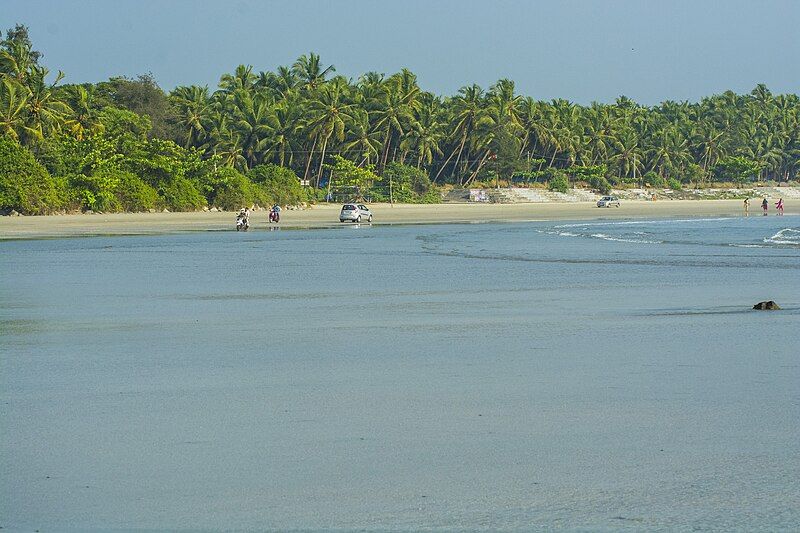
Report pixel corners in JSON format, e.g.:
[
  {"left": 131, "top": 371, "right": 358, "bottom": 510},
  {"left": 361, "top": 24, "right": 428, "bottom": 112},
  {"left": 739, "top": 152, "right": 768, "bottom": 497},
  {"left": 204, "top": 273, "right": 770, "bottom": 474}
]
[
  {"left": 764, "top": 228, "right": 800, "bottom": 246},
  {"left": 555, "top": 217, "right": 734, "bottom": 229},
  {"left": 590, "top": 233, "right": 663, "bottom": 244}
]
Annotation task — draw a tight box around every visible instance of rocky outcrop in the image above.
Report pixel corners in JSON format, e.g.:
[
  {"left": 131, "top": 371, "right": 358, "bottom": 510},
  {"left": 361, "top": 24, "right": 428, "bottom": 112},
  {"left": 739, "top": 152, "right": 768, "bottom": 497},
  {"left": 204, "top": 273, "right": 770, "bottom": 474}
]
[{"left": 753, "top": 301, "right": 781, "bottom": 310}]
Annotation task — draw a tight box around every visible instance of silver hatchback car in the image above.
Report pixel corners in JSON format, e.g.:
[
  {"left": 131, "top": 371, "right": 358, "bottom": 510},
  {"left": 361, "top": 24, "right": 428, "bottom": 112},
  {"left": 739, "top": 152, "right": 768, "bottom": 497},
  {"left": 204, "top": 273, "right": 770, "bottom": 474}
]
[
  {"left": 339, "top": 203, "right": 373, "bottom": 222},
  {"left": 596, "top": 195, "right": 621, "bottom": 207}
]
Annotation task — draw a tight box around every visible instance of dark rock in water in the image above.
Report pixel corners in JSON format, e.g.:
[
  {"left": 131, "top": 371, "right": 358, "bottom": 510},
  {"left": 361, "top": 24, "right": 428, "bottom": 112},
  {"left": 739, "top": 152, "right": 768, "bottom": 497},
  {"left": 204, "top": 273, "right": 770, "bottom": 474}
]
[{"left": 753, "top": 301, "right": 781, "bottom": 310}]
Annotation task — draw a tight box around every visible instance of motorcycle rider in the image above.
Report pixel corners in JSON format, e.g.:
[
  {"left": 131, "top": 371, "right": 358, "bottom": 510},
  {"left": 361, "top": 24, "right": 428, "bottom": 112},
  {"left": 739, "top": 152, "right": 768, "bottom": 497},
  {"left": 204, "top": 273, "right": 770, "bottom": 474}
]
[
  {"left": 270, "top": 203, "right": 282, "bottom": 223},
  {"left": 236, "top": 208, "right": 250, "bottom": 230}
]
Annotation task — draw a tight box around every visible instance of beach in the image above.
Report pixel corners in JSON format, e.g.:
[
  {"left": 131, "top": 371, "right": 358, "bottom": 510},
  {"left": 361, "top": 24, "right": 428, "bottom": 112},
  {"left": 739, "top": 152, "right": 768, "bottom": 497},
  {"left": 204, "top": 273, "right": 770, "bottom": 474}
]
[{"left": 1, "top": 199, "right": 796, "bottom": 239}]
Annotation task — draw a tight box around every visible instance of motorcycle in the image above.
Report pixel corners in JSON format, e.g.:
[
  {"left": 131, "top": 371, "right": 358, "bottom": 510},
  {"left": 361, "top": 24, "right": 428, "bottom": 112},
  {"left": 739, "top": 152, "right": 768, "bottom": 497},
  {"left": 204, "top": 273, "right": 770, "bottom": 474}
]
[
  {"left": 236, "top": 214, "right": 249, "bottom": 231},
  {"left": 269, "top": 210, "right": 280, "bottom": 223}
]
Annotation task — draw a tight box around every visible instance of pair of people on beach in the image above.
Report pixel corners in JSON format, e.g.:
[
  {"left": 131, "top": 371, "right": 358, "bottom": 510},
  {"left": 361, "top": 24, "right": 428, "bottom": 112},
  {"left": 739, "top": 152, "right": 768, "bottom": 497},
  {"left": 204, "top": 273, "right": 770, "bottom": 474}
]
[{"left": 750, "top": 197, "right": 785, "bottom": 216}]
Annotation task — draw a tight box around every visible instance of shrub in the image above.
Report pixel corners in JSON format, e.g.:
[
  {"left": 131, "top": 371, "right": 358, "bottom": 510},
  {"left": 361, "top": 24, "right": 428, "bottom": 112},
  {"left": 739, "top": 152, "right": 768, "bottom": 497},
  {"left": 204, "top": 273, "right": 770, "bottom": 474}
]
[
  {"left": 548, "top": 173, "right": 569, "bottom": 193},
  {"left": 159, "top": 176, "right": 206, "bottom": 211},
  {"left": 667, "top": 177, "right": 682, "bottom": 190},
  {"left": 644, "top": 171, "right": 666, "bottom": 188},
  {"left": 0, "top": 137, "right": 61, "bottom": 214},
  {"left": 249, "top": 164, "right": 305, "bottom": 205},
  {"left": 114, "top": 171, "right": 159, "bottom": 211},
  {"left": 67, "top": 173, "right": 122, "bottom": 212},
  {"left": 587, "top": 175, "right": 612, "bottom": 194}
]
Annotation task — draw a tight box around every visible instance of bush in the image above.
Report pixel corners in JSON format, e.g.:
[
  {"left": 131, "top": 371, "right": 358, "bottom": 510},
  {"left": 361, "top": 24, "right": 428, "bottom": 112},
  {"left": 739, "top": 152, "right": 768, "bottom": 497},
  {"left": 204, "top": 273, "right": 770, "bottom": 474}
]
[
  {"left": 249, "top": 164, "right": 305, "bottom": 205},
  {"left": 587, "top": 175, "right": 612, "bottom": 194},
  {"left": 548, "top": 173, "right": 569, "bottom": 193},
  {"left": 0, "top": 137, "right": 61, "bottom": 214},
  {"left": 644, "top": 171, "right": 666, "bottom": 188},
  {"left": 418, "top": 188, "right": 443, "bottom": 203},
  {"left": 114, "top": 171, "right": 159, "bottom": 211},
  {"left": 667, "top": 177, "right": 682, "bottom": 190},
  {"left": 159, "top": 176, "right": 206, "bottom": 211},
  {"left": 67, "top": 173, "right": 122, "bottom": 212}
]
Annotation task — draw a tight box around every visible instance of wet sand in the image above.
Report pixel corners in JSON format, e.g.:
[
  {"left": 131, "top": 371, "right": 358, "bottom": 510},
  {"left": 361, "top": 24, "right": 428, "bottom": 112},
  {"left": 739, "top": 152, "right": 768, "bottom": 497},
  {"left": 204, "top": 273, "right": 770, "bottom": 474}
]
[{"left": 0, "top": 200, "right": 796, "bottom": 239}]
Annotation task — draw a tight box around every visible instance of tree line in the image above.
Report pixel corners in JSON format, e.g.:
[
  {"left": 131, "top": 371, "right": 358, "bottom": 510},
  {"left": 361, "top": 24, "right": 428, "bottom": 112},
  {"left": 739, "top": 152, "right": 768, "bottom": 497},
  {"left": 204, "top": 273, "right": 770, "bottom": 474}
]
[{"left": 1, "top": 24, "right": 798, "bottom": 214}]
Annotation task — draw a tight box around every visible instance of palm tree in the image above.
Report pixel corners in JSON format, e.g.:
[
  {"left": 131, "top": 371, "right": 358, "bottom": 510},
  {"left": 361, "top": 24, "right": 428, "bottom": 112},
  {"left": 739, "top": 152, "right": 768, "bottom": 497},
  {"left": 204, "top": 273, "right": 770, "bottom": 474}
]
[
  {"left": 0, "top": 78, "right": 35, "bottom": 141},
  {"left": 438, "top": 84, "right": 485, "bottom": 182},
  {"left": 263, "top": 97, "right": 303, "bottom": 167},
  {"left": 64, "top": 84, "right": 104, "bottom": 140},
  {"left": 219, "top": 64, "right": 256, "bottom": 94},
  {"left": 342, "top": 108, "right": 382, "bottom": 166},
  {"left": 232, "top": 91, "right": 275, "bottom": 168},
  {"left": 170, "top": 85, "right": 211, "bottom": 148},
  {"left": 307, "top": 78, "right": 353, "bottom": 185},
  {"left": 292, "top": 52, "right": 335, "bottom": 92},
  {"left": 402, "top": 96, "right": 444, "bottom": 168},
  {"left": 17, "top": 66, "right": 70, "bottom": 143}
]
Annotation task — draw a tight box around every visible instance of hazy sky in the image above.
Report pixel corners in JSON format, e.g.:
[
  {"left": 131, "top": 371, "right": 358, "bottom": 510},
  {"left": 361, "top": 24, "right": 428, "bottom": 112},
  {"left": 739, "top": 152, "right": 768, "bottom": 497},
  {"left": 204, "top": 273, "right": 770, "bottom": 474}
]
[{"left": 4, "top": 0, "right": 799, "bottom": 104}]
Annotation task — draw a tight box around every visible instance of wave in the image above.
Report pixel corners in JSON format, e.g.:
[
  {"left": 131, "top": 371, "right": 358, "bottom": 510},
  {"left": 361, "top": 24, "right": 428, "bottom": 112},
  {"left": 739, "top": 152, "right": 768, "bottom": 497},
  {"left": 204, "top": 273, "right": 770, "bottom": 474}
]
[
  {"left": 589, "top": 233, "right": 663, "bottom": 244},
  {"left": 764, "top": 228, "right": 800, "bottom": 246},
  {"left": 539, "top": 229, "right": 661, "bottom": 244},
  {"left": 553, "top": 217, "right": 734, "bottom": 229}
]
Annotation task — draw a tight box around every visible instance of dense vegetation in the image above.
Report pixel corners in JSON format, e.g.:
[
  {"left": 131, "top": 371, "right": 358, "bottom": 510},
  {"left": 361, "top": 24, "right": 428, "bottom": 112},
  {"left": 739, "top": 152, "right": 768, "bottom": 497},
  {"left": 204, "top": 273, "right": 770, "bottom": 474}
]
[{"left": 1, "top": 24, "right": 798, "bottom": 214}]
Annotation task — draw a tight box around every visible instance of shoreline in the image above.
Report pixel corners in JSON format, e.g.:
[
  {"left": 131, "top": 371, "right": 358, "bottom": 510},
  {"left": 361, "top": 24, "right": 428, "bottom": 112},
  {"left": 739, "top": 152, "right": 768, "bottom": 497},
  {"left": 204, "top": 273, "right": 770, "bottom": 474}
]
[{"left": 1, "top": 200, "right": 796, "bottom": 240}]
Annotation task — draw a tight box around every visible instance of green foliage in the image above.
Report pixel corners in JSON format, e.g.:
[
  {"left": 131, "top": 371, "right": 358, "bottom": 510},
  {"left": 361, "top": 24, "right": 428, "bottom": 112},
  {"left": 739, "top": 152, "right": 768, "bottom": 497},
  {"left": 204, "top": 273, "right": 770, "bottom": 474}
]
[
  {"left": 379, "top": 162, "right": 435, "bottom": 202},
  {"left": 548, "top": 172, "right": 569, "bottom": 193},
  {"left": 95, "top": 74, "right": 180, "bottom": 141},
  {"left": 588, "top": 175, "right": 612, "bottom": 194},
  {"left": 0, "top": 136, "right": 60, "bottom": 214},
  {"left": 249, "top": 164, "right": 305, "bottom": 205},
  {"left": 667, "top": 177, "right": 682, "bottom": 190},
  {"left": 325, "top": 155, "right": 378, "bottom": 188},
  {"left": 4, "top": 26, "right": 800, "bottom": 213},
  {"left": 199, "top": 166, "right": 270, "bottom": 210},
  {"left": 113, "top": 170, "right": 159, "bottom": 211},
  {"left": 712, "top": 156, "right": 762, "bottom": 185},
  {"left": 159, "top": 176, "right": 206, "bottom": 211},
  {"left": 643, "top": 171, "right": 666, "bottom": 188}
]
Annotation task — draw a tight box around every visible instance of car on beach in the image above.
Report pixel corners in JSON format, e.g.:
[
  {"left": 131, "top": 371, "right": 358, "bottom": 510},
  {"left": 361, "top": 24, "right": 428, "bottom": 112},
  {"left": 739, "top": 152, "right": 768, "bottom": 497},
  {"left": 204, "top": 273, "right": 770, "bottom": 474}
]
[
  {"left": 596, "top": 196, "right": 621, "bottom": 208},
  {"left": 339, "top": 203, "right": 373, "bottom": 222}
]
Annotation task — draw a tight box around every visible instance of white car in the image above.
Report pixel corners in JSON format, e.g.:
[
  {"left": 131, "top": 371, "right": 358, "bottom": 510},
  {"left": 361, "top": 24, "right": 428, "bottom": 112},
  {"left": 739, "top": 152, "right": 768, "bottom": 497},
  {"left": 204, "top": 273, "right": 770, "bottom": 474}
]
[
  {"left": 596, "top": 196, "right": 620, "bottom": 207},
  {"left": 339, "top": 203, "right": 373, "bottom": 222}
]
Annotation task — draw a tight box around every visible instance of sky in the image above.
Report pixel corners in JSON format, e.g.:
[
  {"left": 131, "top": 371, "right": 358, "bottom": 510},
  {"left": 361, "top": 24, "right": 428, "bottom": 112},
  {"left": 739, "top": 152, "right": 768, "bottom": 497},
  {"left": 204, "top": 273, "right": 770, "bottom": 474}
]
[{"left": 4, "top": 0, "right": 799, "bottom": 105}]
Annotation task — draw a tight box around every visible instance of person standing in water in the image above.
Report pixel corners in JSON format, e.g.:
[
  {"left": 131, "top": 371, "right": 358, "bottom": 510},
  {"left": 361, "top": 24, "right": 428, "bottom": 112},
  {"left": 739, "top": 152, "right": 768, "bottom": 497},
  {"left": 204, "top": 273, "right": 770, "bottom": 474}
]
[
  {"left": 743, "top": 198, "right": 749, "bottom": 216},
  {"left": 762, "top": 197, "right": 769, "bottom": 215},
  {"left": 775, "top": 198, "right": 784, "bottom": 215}
]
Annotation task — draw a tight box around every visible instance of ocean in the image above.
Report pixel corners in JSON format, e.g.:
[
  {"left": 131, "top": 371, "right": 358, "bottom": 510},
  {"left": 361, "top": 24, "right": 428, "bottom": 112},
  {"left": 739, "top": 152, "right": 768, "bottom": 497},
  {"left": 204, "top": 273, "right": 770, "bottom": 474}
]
[{"left": 2, "top": 216, "right": 799, "bottom": 531}]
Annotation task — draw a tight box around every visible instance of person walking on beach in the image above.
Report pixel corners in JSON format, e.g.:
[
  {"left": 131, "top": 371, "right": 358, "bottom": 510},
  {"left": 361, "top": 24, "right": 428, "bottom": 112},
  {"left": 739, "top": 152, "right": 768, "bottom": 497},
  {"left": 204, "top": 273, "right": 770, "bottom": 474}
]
[
  {"left": 762, "top": 197, "right": 769, "bottom": 215},
  {"left": 743, "top": 198, "right": 749, "bottom": 216},
  {"left": 775, "top": 198, "right": 784, "bottom": 215}
]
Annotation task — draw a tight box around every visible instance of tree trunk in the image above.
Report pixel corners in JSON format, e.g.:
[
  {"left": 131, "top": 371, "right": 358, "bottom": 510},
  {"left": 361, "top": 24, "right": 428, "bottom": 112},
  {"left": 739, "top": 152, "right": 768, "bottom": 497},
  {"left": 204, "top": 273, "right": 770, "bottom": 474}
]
[
  {"left": 433, "top": 142, "right": 461, "bottom": 183},
  {"left": 464, "top": 151, "right": 490, "bottom": 186},
  {"left": 380, "top": 129, "right": 392, "bottom": 169},
  {"left": 304, "top": 136, "right": 317, "bottom": 182},
  {"left": 453, "top": 134, "right": 467, "bottom": 183},
  {"left": 315, "top": 135, "right": 329, "bottom": 188}
]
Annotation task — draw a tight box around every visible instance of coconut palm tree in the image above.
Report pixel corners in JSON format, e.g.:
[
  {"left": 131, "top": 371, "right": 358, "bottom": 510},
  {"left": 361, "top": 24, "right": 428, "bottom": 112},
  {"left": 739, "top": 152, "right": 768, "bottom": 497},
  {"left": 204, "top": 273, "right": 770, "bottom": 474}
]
[
  {"left": 292, "top": 52, "right": 335, "bottom": 92},
  {"left": 170, "top": 85, "right": 211, "bottom": 148},
  {"left": 307, "top": 78, "right": 353, "bottom": 185}
]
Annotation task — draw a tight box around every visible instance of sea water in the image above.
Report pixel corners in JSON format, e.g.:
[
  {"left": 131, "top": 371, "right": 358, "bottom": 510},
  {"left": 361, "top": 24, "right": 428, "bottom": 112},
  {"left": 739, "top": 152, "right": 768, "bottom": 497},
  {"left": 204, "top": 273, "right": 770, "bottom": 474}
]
[{"left": 1, "top": 216, "right": 799, "bottom": 531}]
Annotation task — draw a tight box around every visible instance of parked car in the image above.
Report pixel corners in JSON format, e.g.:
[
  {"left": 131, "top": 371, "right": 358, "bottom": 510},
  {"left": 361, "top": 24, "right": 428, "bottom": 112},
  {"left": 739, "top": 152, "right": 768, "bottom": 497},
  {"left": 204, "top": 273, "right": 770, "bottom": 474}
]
[
  {"left": 339, "top": 203, "right": 373, "bottom": 222},
  {"left": 596, "top": 196, "right": 621, "bottom": 207}
]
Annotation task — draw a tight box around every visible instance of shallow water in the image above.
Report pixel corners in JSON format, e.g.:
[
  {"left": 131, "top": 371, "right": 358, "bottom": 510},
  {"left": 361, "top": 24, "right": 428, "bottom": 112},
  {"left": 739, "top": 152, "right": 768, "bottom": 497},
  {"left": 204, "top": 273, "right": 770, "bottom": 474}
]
[{"left": 2, "top": 216, "right": 799, "bottom": 531}]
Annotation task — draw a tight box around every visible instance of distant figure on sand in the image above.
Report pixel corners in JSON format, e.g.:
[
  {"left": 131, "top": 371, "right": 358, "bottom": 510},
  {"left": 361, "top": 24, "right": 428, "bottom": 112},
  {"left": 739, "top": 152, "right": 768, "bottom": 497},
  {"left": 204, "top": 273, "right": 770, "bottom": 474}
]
[
  {"left": 762, "top": 198, "right": 769, "bottom": 215},
  {"left": 776, "top": 198, "right": 784, "bottom": 215},
  {"left": 743, "top": 198, "right": 749, "bottom": 216}
]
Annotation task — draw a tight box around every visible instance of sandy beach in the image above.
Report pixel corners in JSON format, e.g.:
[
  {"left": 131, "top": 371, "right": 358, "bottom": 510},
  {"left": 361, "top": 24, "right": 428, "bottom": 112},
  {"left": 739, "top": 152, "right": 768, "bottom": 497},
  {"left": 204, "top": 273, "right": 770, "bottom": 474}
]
[{"left": 1, "top": 199, "right": 796, "bottom": 239}]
